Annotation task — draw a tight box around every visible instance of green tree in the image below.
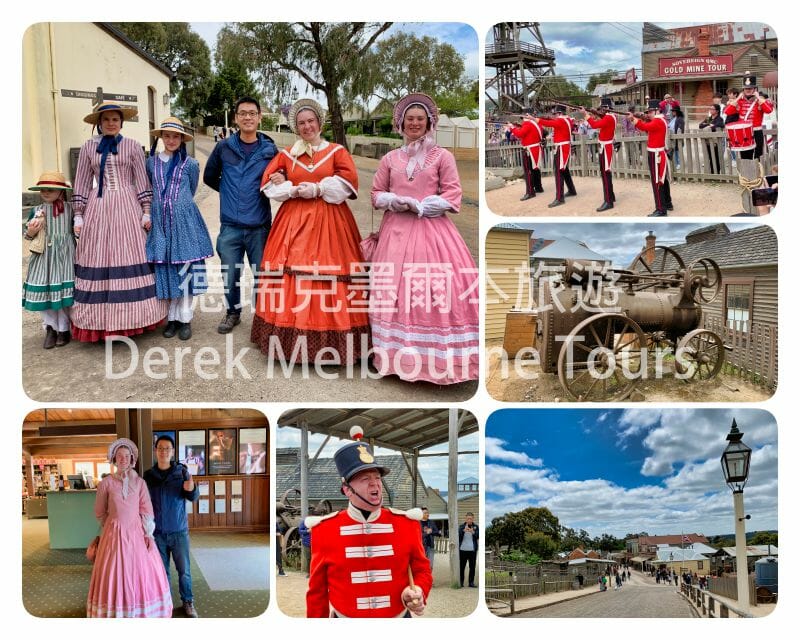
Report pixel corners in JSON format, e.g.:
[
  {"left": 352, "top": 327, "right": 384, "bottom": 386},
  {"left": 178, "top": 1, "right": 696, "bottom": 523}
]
[
  {"left": 524, "top": 531, "right": 559, "bottom": 560},
  {"left": 436, "top": 80, "right": 479, "bottom": 119},
  {"left": 205, "top": 59, "right": 260, "bottom": 126},
  {"left": 586, "top": 69, "right": 617, "bottom": 94},
  {"left": 560, "top": 526, "right": 593, "bottom": 552},
  {"left": 217, "top": 22, "right": 392, "bottom": 146},
  {"left": 364, "top": 33, "right": 466, "bottom": 102},
  {"left": 486, "top": 507, "right": 561, "bottom": 553},
  {"left": 112, "top": 22, "right": 212, "bottom": 118},
  {"left": 750, "top": 531, "right": 778, "bottom": 547},
  {"left": 536, "top": 75, "right": 592, "bottom": 109},
  {"left": 592, "top": 533, "right": 624, "bottom": 553}
]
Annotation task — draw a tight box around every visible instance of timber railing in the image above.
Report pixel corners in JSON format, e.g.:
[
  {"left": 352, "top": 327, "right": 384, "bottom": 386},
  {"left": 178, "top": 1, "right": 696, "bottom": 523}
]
[
  {"left": 486, "top": 127, "right": 778, "bottom": 183},
  {"left": 679, "top": 581, "right": 755, "bottom": 617}
]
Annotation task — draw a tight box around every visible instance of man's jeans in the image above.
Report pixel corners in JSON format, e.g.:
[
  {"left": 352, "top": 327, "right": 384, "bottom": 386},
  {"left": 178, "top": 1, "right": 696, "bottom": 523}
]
[
  {"left": 155, "top": 530, "right": 193, "bottom": 603},
  {"left": 216, "top": 223, "right": 269, "bottom": 314}
]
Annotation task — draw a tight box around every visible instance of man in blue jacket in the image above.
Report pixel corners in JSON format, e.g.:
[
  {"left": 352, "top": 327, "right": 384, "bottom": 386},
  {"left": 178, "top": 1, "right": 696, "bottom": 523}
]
[
  {"left": 203, "top": 96, "right": 277, "bottom": 334},
  {"left": 144, "top": 435, "right": 201, "bottom": 617}
]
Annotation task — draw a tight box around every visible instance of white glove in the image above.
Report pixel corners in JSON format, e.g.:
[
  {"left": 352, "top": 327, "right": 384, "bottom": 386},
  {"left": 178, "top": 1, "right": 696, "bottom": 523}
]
[
  {"left": 401, "top": 585, "right": 426, "bottom": 615},
  {"left": 294, "top": 182, "right": 318, "bottom": 199}
]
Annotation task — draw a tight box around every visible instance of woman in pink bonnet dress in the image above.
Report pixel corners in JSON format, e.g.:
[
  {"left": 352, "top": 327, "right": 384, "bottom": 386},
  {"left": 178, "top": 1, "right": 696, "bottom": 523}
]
[
  {"left": 368, "top": 92, "right": 478, "bottom": 384},
  {"left": 86, "top": 438, "right": 172, "bottom": 617}
]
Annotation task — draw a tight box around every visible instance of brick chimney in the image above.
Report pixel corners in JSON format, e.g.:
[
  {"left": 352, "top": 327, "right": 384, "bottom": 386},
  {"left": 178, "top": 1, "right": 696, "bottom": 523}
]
[
  {"left": 645, "top": 230, "right": 656, "bottom": 265},
  {"left": 698, "top": 28, "right": 710, "bottom": 57}
]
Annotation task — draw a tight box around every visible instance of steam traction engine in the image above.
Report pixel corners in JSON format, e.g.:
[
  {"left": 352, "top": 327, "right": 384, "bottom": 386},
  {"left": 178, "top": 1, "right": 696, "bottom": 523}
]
[
  {"left": 275, "top": 488, "right": 333, "bottom": 567},
  {"left": 537, "top": 247, "right": 725, "bottom": 401}
]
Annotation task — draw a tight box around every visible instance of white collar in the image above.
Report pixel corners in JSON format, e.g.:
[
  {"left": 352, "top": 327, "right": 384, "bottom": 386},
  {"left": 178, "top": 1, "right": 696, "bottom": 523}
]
[{"left": 347, "top": 502, "right": 382, "bottom": 523}]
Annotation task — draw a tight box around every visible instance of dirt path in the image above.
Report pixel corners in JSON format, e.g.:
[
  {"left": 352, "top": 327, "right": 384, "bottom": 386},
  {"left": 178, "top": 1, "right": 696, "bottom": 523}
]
[
  {"left": 20, "top": 135, "right": 479, "bottom": 403},
  {"left": 485, "top": 341, "right": 772, "bottom": 402},
  {"left": 486, "top": 174, "right": 767, "bottom": 218}
]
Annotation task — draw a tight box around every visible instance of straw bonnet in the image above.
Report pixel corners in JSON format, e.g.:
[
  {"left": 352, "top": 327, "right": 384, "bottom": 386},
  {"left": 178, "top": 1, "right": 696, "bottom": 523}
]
[
  {"left": 288, "top": 98, "right": 326, "bottom": 134},
  {"left": 393, "top": 92, "right": 439, "bottom": 133},
  {"left": 29, "top": 170, "right": 72, "bottom": 191},
  {"left": 108, "top": 438, "right": 139, "bottom": 466},
  {"left": 83, "top": 100, "right": 138, "bottom": 125},
  {"left": 150, "top": 116, "right": 194, "bottom": 141}
]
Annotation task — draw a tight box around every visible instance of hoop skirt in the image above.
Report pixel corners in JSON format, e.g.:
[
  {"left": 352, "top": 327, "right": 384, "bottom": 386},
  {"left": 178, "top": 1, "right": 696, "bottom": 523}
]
[
  {"left": 369, "top": 145, "right": 479, "bottom": 384},
  {"left": 146, "top": 155, "right": 213, "bottom": 298},
  {"left": 251, "top": 143, "right": 370, "bottom": 363},
  {"left": 71, "top": 136, "right": 167, "bottom": 341},
  {"left": 86, "top": 473, "right": 172, "bottom": 617}
]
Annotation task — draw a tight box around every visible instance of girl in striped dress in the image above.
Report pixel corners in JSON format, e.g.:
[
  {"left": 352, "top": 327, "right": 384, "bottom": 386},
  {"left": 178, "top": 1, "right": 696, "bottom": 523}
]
[
  {"left": 70, "top": 101, "right": 167, "bottom": 341},
  {"left": 22, "top": 171, "right": 76, "bottom": 349}
]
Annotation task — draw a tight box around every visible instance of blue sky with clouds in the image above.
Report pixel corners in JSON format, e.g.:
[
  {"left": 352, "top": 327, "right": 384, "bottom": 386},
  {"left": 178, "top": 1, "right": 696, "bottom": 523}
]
[
  {"left": 499, "top": 222, "right": 765, "bottom": 269},
  {"left": 190, "top": 21, "right": 478, "bottom": 80},
  {"left": 485, "top": 22, "right": 712, "bottom": 90},
  {"left": 486, "top": 409, "right": 777, "bottom": 538}
]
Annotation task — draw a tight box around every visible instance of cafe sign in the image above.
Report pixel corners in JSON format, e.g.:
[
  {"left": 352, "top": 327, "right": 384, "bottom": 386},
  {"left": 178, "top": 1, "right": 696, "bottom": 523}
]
[{"left": 659, "top": 55, "right": 733, "bottom": 77}]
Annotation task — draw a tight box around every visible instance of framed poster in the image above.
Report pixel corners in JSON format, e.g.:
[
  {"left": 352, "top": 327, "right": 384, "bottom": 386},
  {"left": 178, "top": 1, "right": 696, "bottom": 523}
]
[
  {"left": 153, "top": 430, "right": 176, "bottom": 462},
  {"left": 177, "top": 430, "right": 206, "bottom": 476},
  {"left": 238, "top": 427, "right": 268, "bottom": 474},
  {"left": 207, "top": 428, "right": 237, "bottom": 475}
]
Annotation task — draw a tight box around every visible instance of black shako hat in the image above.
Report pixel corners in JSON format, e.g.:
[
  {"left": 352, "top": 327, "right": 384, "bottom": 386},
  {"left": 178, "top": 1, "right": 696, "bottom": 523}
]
[
  {"left": 334, "top": 426, "right": 391, "bottom": 483},
  {"left": 647, "top": 98, "right": 661, "bottom": 111},
  {"left": 554, "top": 104, "right": 567, "bottom": 114},
  {"left": 742, "top": 74, "right": 758, "bottom": 89}
]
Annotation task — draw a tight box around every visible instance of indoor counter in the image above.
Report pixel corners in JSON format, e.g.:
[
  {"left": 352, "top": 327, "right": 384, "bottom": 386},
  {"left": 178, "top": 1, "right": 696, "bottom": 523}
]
[{"left": 46, "top": 490, "right": 100, "bottom": 549}]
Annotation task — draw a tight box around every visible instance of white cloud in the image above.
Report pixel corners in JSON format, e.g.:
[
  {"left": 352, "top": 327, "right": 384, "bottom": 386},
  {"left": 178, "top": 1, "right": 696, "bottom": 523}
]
[
  {"left": 485, "top": 437, "right": 543, "bottom": 467},
  {"left": 549, "top": 40, "right": 590, "bottom": 57}
]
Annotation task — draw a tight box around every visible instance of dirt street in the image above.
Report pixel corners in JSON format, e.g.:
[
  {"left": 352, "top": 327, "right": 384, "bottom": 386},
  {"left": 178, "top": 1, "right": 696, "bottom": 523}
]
[
  {"left": 485, "top": 341, "right": 772, "bottom": 402},
  {"left": 486, "top": 174, "right": 768, "bottom": 218},
  {"left": 21, "top": 135, "right": 479, "bottom": 403}
]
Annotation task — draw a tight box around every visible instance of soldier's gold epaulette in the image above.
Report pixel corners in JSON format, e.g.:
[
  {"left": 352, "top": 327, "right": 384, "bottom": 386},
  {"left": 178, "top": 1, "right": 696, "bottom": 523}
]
[
  {"left": 305, "top": 511, "right": 340, "bottom": 529},
  {"left": 387, "top": 507, "right": 424, "bottom": 521}
]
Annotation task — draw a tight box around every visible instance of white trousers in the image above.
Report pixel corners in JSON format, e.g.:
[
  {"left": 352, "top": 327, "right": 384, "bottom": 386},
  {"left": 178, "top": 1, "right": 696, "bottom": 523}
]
[
  {"left": 41, "top": 308, "right": 71, "bottom": 332},
  {"left": 167, "top": 295, "right": 194, "bottom": 323}
]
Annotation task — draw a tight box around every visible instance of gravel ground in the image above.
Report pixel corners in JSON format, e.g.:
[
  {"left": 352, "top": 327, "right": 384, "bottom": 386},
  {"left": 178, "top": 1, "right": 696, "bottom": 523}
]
[
  {"left": 485, "top": 174, "right": 769, "bottom": 218},
  {"left": 21, "top": 136, "right": 479, "bottom": 403}
]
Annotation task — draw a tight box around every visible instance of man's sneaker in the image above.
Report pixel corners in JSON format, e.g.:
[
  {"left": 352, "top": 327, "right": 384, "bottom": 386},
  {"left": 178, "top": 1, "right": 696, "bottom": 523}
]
[
  {"left": 183, "top": 601, "right": 199, "bottom": 618},
  {"left": 217, "top": 313, "right": 241, "bottom": 334},
  {"left": 278, "top": 570, "right": 287, "bottom": 576}
]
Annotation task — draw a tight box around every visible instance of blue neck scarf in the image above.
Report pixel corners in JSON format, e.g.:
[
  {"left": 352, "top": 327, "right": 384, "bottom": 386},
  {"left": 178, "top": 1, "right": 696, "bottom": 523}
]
[{"left": 96, "top": 134, "right": 122, "bottom": 198}]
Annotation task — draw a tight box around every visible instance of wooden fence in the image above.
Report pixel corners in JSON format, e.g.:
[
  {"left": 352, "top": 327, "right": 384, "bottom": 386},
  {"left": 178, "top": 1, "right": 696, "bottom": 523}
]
[
  {"left": 680, "top": 582, "right": 755, "bottom": 618},
  {"left": 486, "top": 127, "right": 778, "bottom": 183},
  {"left": 706, "top": 575, "right": 756, "bottom": 606},
  {"left": 485, "top": 558, "right": 608, "bottom": 614},
  {"left": 704, "top": 316, "right": 778, "bottom": 388}
]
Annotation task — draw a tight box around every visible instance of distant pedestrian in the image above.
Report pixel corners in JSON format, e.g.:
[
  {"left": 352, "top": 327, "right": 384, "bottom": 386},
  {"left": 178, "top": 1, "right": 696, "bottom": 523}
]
[
  {"left": 458, "top": 512, "right": 478, "bottom": 588},
  {"left": 420, "top": 507, "right": 441, "bottom": 570},
  {"left": 213, "top": 125, "right": 219, "bottom": 142},
  {"left": 615, "top": 573, "right": 622, "bottom": 590}
]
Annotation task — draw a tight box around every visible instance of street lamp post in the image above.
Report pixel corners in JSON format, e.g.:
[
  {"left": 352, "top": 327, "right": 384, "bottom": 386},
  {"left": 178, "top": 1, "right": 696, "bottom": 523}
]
[{"left": 720, "top": 418, "right": 752, "bottom": 612}]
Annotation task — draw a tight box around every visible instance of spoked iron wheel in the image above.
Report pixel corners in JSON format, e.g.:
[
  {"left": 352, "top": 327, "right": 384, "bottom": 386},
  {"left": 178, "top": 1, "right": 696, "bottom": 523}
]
[
  {"left": 557, "top": 313, "right": 647, "bottom": 401},
  {"left": 282, "top": 526, "right": 302, "bottom": 570},
  {"left": 675, "top": 329, "right": 725, "bottom": 381}
]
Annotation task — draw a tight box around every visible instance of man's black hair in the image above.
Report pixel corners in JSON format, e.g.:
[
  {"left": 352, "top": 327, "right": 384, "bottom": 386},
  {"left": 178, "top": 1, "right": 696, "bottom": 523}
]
[
  {"left": 234, "top": 96, "right": 261, "bottom": 113},
  {"left": 155, "top": 434, "right": 175, "bottom": 448}
]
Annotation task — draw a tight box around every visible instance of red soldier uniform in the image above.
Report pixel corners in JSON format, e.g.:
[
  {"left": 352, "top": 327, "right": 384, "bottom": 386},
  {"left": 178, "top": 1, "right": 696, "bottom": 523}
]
[
  {"left": 724, "top": 74, "right": 773, "bottom": 160},
  {"left": 306, "top": 504, "right": 433, "bottom": 618},
  {"left": 585, "top": 98, "right": 617, "bottom": 211},
  {"left": 509, "top": 117, "right": 544, "bottom": 198},
  {"left": 538, "top": 107, "right": 577, "bottom": 206},
  {"left": 634, "top": 100, "right": 673, "bottom": 216}
]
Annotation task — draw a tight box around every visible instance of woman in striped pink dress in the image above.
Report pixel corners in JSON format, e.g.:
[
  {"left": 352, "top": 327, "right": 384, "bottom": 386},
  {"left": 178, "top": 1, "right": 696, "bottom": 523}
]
[
  {"left": 368, "top": 93, "right": 478, "bottom": 384},
  {"left": 70, "top": 101, "right": 167, "bottom": 341}
]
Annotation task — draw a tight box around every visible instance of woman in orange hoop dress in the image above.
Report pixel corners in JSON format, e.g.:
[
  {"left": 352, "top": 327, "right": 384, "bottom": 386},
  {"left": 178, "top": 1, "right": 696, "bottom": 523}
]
[{"left": 251, "top": 99, "right": 369, "bottom": 363}]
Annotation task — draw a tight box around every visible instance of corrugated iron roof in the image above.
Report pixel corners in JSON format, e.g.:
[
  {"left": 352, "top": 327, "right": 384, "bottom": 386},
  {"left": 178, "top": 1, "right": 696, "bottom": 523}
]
[{"left": 277, "top": 408, "right": 478, "bottom": 453}]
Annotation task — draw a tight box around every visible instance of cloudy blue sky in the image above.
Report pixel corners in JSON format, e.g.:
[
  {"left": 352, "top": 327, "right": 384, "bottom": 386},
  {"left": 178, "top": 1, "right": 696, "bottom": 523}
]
[
  {"left": 486, "top": 409, "right": 778, "bottom": 538},
  {"left": 502, "top": 222, "right": 766, "bottom": 269},
  {"left": 275, "top": 422, "right": 479, "bottom": 493},
  {"left": 485, "top": 22, "right": 713, "bottom": 90},
  {"left": 190, "top": 21, "right": 478, "bottom": 83}
]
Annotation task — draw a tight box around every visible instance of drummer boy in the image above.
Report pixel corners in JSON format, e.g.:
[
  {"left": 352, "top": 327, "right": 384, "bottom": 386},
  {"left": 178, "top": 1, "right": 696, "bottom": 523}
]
[{"left": 724, "top": 73, "right": 773, "bottom": 160}]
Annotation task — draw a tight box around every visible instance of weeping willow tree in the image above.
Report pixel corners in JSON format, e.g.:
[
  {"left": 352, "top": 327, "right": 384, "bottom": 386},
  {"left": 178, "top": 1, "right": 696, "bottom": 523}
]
[{"left": 217, "top": 22, "right": 392, "bottom": 146}]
